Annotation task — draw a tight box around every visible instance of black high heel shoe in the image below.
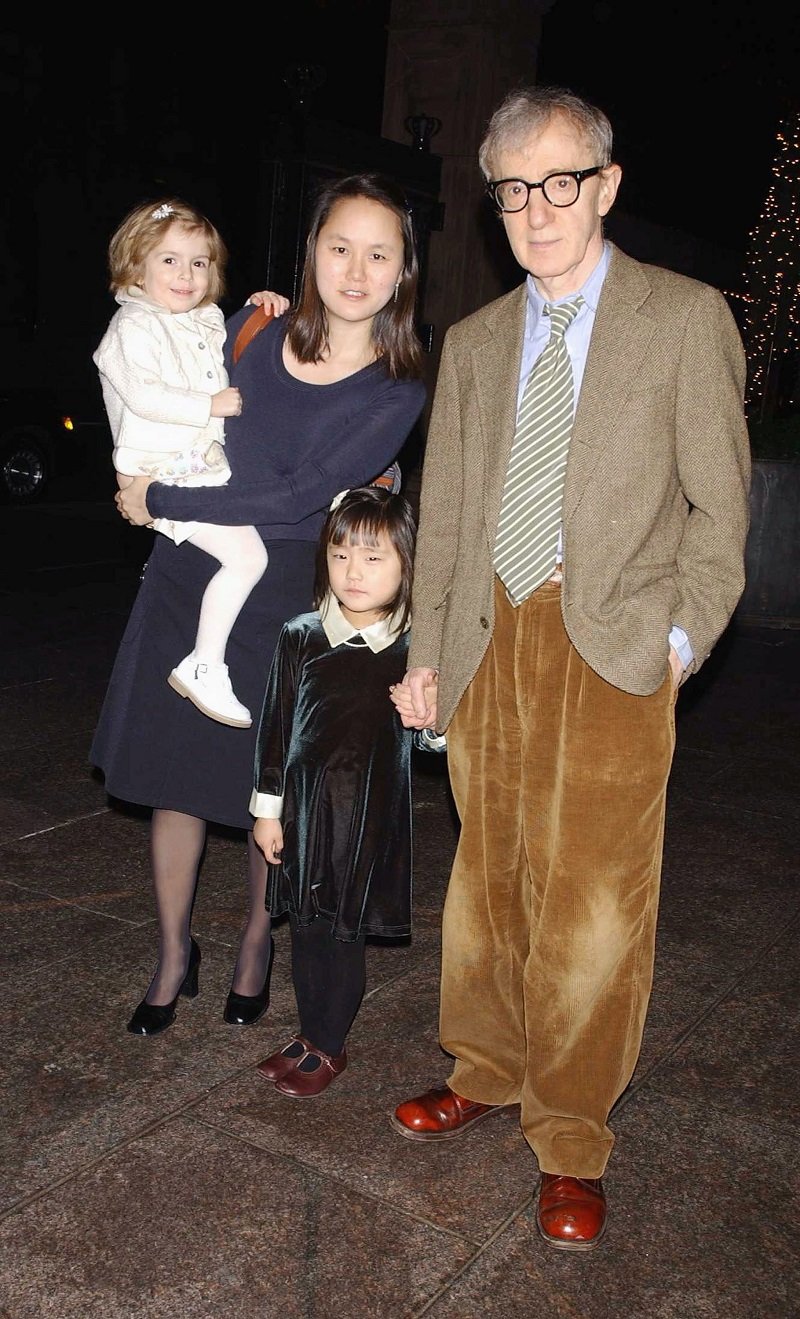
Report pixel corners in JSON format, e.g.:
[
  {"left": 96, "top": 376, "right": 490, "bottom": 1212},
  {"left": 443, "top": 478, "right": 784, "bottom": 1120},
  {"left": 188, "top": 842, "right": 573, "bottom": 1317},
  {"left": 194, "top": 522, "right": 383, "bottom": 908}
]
[
  {"left": 126, "top": 937, "right": 201, "bottom": 1036},
  {"left": 223, "top": 936, "right": 273, "bottom": 1026}
]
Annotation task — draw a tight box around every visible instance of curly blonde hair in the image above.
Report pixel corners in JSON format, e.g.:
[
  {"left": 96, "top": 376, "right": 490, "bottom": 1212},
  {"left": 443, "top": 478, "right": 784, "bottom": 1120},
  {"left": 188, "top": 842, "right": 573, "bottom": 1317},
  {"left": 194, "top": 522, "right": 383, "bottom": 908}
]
[{"left": 106, "top": 197, "right": 227, "bottom": 304}]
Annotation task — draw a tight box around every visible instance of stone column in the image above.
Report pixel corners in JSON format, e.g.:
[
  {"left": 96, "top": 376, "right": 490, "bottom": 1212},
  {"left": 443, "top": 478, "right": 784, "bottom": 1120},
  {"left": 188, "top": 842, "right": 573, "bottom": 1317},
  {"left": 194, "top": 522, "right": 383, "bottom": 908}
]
[{"left": 382, "top": 0, "right": 554, "bottom": 386}]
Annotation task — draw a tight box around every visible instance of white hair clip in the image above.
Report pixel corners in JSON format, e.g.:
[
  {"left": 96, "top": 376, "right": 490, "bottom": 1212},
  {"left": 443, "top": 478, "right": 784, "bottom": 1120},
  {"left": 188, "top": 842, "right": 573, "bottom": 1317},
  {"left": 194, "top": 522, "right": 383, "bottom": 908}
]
[
  {"left": 151, "top": 203, "right": 174, "bottom": 220},
  {"left": 329, "top": 489, "right": 349, "bottom": 512}
]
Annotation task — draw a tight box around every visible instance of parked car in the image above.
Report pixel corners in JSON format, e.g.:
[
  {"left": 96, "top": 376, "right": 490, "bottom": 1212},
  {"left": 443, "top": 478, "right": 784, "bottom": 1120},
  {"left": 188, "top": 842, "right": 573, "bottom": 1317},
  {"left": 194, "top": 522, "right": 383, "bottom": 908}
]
[{"left": 0, "top": 388, "right": 114, "bottom": 504}]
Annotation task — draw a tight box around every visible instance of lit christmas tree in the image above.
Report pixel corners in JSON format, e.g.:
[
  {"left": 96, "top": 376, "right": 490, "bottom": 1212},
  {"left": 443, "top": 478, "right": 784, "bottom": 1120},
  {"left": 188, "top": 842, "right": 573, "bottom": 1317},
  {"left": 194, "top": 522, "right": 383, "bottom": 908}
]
[{"left": 740, "top": 109, "right": 800, "bottom": 420}]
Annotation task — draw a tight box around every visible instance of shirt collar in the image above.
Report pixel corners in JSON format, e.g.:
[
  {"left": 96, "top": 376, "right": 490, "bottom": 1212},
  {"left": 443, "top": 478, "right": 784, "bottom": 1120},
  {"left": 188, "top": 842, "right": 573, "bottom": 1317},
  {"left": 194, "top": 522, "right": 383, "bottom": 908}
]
[
  {"left": 319, "top": 592, "right": 407, "bottom": 653},
  {"left": 525, "top": 239, "right": 611, "bottom": 320}
]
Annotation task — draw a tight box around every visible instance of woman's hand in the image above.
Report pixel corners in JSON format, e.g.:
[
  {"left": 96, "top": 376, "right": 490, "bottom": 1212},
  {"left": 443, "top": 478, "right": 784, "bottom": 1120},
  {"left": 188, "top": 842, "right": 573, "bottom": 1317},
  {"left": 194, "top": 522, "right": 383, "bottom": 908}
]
[
  {"left": 247, "top": 290, "right": 290, "bottom": 315},
  {"left": 115, "top": 475, "right": 154, "bottom": 526}
]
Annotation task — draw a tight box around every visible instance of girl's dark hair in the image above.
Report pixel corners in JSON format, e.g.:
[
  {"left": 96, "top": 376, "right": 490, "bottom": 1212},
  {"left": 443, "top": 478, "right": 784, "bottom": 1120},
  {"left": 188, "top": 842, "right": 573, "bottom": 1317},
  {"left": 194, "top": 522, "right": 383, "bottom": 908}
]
[
  {"left": 287, "top": 173, "right": 422, "bottom": 380},
  {"left": 314, "top": 486, "right": 417, "bottom": 632}
]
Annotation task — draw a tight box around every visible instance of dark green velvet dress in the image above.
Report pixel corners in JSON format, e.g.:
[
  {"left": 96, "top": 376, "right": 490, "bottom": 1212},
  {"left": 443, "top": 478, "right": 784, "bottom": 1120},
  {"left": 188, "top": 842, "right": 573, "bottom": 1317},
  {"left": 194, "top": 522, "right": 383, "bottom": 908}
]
[{"left": 254, "top": 611, "right": 412, "bottom": 941}]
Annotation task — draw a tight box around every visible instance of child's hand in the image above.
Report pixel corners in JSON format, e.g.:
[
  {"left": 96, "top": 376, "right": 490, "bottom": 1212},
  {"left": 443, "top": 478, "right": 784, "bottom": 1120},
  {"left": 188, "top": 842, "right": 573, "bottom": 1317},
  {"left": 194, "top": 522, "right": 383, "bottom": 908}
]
[
  {"left": 211, "top": 386, "right": 242, "bottom": 418},
  {"left": 247, "top": 291, "right": 290, "bottom": 315},
  {"left": 254, "top": 816, "right": 284, "bottom": 863}
]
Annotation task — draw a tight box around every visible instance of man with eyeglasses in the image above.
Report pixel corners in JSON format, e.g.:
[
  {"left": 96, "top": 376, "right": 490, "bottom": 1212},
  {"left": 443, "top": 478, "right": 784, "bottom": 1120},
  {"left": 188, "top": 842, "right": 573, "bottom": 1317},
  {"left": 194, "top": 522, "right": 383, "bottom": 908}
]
[{"left": 389, "top": 85, "right": 750, "bottom": 1250}]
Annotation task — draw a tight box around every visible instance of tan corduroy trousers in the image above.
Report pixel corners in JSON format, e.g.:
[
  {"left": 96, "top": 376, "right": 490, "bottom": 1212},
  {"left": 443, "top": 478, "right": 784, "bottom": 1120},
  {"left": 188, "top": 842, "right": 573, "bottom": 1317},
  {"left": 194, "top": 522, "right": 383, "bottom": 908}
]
[{"left": 441, "top": 576, "right": 677, "bottom": 1178}]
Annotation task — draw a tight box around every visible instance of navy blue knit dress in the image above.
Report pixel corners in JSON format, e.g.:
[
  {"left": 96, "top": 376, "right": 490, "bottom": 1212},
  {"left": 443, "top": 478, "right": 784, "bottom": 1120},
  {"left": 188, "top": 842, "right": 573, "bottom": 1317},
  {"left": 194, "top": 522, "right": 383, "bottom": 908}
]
[{"left": 90, "top": 309, "right": 426, "bottom": 830}]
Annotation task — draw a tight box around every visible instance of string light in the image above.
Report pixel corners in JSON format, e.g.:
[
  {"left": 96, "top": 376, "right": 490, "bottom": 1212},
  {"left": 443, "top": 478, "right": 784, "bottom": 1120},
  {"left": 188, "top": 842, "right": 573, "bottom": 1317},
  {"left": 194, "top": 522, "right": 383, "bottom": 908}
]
[{"left": 734, "top": 110, "right": 800, "bottom": 419}]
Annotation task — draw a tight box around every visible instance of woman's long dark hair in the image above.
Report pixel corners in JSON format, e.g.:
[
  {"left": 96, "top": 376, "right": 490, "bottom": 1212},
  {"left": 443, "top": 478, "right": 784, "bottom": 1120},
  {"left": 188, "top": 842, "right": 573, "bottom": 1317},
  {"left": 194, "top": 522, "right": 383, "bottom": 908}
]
[
  {"left": 287, "top": 173, "right": 422, "bottom": 381},
  {"left": 314, "top": 487, "right": 417, "bottom": 633}
]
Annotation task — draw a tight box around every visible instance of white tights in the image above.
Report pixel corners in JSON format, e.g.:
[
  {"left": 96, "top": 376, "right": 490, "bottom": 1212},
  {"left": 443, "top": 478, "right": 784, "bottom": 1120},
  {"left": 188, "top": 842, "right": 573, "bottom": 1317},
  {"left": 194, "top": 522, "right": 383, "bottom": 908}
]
[{"left": 187, "top": 524, "right": 268, "bottom": 665}]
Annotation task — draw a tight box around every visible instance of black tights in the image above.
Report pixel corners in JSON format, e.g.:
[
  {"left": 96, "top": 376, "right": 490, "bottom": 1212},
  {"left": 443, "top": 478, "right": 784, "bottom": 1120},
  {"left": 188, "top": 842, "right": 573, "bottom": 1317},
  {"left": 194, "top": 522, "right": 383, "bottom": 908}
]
[
  {"left": 143, "top": 808, "right": 272, "bottom": 1005},
  {"left": 290, "top": 916, "right": 366, "bottom": 1057}
]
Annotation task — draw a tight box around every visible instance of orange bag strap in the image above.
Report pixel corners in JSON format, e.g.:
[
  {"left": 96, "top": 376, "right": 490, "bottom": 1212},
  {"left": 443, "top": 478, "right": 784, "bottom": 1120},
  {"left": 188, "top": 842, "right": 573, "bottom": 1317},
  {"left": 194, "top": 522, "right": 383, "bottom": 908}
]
[{"left": 232, "top": 304, "right": 274, "bottom": 366}]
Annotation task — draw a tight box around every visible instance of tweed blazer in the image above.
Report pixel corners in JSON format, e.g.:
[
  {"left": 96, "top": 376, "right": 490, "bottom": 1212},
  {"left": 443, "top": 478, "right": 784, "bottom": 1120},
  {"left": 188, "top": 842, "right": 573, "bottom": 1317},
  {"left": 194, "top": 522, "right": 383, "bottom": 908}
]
[{"left": 409, "top": 243, "right": 751, "bottom": 729}]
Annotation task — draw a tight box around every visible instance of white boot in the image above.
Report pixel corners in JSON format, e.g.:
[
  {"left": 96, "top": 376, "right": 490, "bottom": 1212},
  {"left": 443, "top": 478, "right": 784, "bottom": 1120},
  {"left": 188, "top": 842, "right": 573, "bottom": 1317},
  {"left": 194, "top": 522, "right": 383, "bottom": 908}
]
[{"left": 168, "top": 654, "right": 252, "bottom": 728}]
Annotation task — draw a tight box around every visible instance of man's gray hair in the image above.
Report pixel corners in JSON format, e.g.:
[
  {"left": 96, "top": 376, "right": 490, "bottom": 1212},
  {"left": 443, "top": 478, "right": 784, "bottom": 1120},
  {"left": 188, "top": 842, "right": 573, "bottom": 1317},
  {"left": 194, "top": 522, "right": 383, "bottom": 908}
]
[{"left": 478, "top": 85, "right": 614, "bottom": 181}]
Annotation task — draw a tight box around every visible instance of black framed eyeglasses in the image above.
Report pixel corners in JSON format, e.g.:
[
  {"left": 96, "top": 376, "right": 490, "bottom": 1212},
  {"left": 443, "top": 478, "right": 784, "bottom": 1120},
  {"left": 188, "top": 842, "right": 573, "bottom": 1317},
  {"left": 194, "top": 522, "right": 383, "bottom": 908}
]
[{"left": 487, "top": 167, "right": 603, "bottom": 212}]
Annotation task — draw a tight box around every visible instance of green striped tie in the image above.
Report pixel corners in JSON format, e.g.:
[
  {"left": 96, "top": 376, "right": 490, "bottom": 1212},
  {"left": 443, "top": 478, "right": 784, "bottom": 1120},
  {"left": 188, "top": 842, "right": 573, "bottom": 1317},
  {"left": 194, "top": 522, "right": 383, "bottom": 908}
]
[{"left": 494, "top": 297, "right": 583, "bottom": 605}]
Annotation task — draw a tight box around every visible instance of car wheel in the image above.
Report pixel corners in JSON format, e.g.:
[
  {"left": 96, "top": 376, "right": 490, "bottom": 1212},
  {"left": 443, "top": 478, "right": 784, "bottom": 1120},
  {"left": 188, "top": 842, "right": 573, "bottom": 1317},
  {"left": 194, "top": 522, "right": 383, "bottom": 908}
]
[{"left": 0, "top": 429, "right": 52, "bottom": 503}]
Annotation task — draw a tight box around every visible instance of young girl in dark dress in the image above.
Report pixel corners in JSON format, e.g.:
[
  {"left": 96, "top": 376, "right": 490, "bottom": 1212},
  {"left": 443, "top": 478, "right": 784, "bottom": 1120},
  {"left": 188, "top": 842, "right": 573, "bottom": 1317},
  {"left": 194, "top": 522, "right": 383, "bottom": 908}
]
[
  {"left": 252, "top": 487, "right": 438, "bottom": 1097},
  {"left": 92, "top": 174, "right": 427, "bottom": 1036}
]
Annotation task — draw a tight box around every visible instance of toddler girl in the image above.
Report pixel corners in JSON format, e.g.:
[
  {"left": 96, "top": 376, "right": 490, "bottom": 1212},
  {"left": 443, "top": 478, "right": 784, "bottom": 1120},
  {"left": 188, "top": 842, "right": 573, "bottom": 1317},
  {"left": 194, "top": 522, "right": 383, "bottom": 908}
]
[{"left": 94, "top": 197, "right": 288, "bottom": 727}]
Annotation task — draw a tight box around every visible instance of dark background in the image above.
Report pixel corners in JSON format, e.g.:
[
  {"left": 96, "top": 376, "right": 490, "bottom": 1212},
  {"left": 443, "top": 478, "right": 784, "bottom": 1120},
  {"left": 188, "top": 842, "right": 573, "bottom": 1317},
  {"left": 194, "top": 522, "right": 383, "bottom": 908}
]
[
  {"left": 3, "top": 2, "right": 799, "bottom": 391},
  {"left": 9, "top": 3, "right": 800, "bottom": 258},
  {"left": 536, "top": 0, "right": 800, "bottom": 257}
]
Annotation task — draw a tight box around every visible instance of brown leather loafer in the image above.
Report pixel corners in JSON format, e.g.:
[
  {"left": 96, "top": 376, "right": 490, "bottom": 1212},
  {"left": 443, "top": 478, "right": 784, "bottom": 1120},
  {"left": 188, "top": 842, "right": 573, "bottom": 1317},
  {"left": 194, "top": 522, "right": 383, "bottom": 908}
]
[
  {"left": 274, "top": 1045, "right": 347, "bottom": 1098},
  {"left": 255, "top": 1036, "right": 313, "bottom": 1083},
  {"left": 536, "top": 1173, "right": 607, "bottom": 1251},
  {"left": 390, "top": 1084, "right": 504, "bottom": 1141}
]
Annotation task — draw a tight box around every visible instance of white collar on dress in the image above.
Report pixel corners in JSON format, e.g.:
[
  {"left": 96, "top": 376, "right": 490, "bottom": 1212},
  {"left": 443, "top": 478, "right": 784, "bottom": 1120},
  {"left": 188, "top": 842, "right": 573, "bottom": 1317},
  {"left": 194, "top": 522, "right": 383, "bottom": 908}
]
[{"left": 319, "top": 592, "right": 407, "bottom": 654}]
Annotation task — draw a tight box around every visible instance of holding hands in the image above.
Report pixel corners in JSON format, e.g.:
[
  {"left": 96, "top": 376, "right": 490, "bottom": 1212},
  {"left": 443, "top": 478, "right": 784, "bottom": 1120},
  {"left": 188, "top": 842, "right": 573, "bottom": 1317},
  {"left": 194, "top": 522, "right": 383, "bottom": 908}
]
[{"left": 390, "top": 668, "right": 439, "bottom": 732}]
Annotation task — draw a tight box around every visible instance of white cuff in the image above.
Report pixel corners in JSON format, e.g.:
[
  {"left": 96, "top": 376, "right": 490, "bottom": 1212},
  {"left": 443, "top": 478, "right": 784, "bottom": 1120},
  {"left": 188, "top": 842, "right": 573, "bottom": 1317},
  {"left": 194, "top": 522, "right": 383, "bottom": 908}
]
[
  {"left": 249, "top": 790, "right": 283, "bottom": 818},
  {"left": 669, "top": 625, "right": 694, "bottom": 670}
]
